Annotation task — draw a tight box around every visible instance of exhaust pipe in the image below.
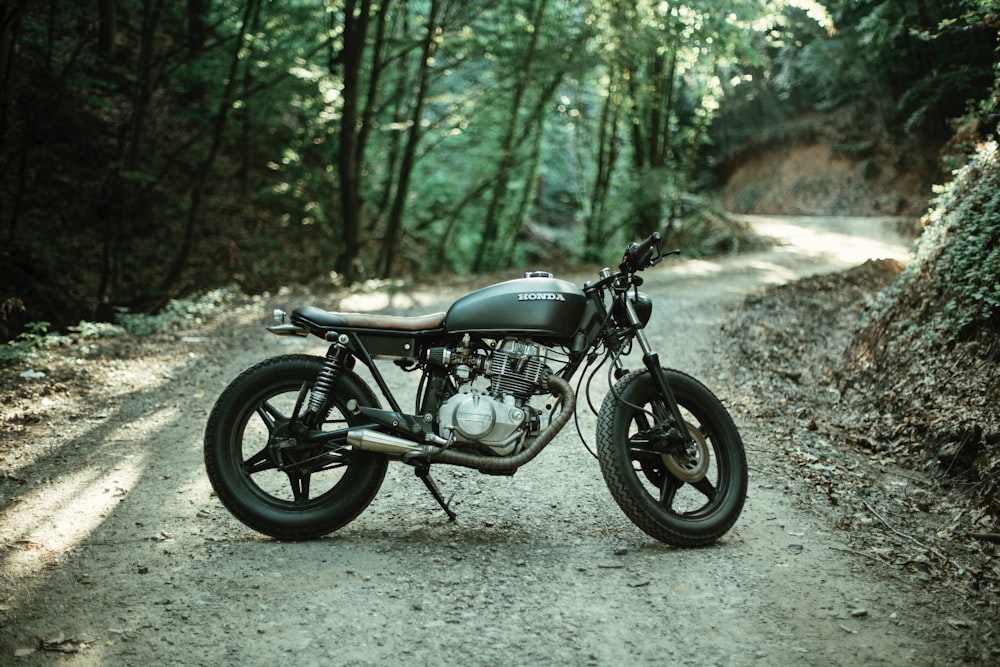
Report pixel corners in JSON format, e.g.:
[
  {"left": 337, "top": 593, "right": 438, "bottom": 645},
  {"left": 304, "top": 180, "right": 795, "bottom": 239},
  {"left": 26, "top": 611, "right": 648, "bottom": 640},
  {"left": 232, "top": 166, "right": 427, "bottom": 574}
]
[{"left": 347, "top": 429, "right": 428, "bottom": 456}]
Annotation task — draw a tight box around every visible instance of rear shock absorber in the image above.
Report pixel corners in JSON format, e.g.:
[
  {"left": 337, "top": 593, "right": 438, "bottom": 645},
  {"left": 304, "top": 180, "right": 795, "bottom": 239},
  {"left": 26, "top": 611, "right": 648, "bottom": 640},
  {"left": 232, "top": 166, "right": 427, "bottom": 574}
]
[{"left": 307, "top": 342, "right": 352, "bottom": 423}]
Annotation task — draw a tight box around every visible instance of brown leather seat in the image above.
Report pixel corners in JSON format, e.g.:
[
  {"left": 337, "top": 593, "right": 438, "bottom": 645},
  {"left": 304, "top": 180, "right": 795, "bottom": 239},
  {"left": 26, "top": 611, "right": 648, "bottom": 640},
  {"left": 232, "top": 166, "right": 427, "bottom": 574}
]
[{"left": 294, "top": 306, "right": 446, "bottom": 332}]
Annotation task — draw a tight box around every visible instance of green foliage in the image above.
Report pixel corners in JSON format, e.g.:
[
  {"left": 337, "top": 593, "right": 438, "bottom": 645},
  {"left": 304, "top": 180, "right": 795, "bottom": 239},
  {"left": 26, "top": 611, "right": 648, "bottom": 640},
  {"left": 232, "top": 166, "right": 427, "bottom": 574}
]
[
  {"left": 905, "top": 141, "right": 1000, "bottom": 341},
  {"left": 0, "top": 288, "right": 240, "bottom": 366},
  {"left": 715, "top": 0, "right": 998, "bottom": 153},
  {"left": 14, "top": 0, "right": 995, "bottom": 342},
  {"left": 0, "top": 321, "right": 69, "bottom": 365}
]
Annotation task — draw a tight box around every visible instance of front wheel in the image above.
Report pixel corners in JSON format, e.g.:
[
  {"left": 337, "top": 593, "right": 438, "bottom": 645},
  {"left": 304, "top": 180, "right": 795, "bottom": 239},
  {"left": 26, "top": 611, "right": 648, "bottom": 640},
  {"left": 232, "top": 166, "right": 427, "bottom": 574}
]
[
  {"left": 596, "top": 368, "right": 747, "bottom": 547},
  {"left": 204, "top": 355, "right": 388, "bottom": 539}
]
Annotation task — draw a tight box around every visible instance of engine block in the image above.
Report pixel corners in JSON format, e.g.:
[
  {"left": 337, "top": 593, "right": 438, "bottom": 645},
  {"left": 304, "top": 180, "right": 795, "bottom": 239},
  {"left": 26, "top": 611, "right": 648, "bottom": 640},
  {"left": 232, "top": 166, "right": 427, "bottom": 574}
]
[
  {"left": 432, "top": 338, "right": 549, "bottom": 455},
  {"left": 438, "top": 391, "right": 528, "bottom": 455}
]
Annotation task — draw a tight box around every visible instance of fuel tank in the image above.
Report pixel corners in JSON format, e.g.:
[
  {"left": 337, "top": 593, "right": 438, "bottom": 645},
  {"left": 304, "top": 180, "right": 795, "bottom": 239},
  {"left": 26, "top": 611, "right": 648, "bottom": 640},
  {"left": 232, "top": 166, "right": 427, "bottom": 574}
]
[{"left": 444, "top": 276, "right": 587, "bottom": 338}]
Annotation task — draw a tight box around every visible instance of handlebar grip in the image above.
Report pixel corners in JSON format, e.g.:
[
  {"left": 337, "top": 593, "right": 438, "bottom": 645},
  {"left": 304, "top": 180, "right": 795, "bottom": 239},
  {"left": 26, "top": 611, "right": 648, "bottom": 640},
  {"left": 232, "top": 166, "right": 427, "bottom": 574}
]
[
  {"left": 633, "top": 232, "right": 660, "bottom": 261},
  {"left": 622, "top": 232, "right": 662, "bottom": 271}
]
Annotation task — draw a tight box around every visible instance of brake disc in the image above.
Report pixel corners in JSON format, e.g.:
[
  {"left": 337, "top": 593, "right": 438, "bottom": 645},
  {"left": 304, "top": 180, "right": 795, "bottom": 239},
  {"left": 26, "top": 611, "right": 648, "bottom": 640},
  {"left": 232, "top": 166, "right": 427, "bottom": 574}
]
[{"left": 662, "top": 420, "right": 710, "bottom": 482}]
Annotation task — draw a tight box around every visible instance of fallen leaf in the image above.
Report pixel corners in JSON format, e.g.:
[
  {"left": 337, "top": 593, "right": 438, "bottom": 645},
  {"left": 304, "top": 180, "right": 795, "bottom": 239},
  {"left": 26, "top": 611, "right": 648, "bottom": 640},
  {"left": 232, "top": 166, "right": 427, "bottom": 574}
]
[
  {"left": 14, "top": 540, "right": 45, "bottom": 551},
  {"left": 42, "top": 632, "right": 64, "bottom": 645}
]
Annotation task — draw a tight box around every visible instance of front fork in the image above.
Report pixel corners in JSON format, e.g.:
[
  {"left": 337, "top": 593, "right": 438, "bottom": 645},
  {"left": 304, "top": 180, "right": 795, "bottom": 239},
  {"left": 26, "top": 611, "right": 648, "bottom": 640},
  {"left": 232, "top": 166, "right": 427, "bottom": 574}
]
[{"left": 616, "top": 297, "right": 692, "bottom": 447}]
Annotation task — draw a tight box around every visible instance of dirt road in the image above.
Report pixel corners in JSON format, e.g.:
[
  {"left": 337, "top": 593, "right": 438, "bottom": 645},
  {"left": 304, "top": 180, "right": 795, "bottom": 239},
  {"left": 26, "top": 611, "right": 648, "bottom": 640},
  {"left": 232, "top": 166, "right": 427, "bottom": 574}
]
[{"left": 1, "top": 216, "right": 984, "bottom": 665}]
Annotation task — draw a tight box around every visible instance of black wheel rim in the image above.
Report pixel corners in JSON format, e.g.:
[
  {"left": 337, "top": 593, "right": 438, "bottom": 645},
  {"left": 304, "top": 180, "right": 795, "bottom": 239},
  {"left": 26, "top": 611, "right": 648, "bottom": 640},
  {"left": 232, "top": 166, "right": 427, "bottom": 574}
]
[
  {"left": 625, "top": 399, "right": 725, "bottom": 520},
  {"left": 230, "top": 379, "right": 354, "bottom": 508}
]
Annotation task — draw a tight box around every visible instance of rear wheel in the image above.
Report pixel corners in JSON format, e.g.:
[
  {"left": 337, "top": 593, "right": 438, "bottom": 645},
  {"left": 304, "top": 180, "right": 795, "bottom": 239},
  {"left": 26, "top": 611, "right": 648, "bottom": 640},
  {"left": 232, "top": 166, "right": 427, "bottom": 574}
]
[
  {"left": 204, "top": 355, "right": 387, "bottom": 539},
  {"left": 597, "top": 368, "right": 747, "bottom": 546}
]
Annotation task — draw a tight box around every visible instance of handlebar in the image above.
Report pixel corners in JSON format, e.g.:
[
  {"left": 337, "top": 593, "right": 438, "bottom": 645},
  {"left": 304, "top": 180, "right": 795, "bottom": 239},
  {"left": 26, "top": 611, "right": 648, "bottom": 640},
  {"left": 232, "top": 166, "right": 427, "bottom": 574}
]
[
  {"left": 585, "top": 233, "right": 679, "bottom": 295},
  {"left": 621, "top": 232, "right": 664, "bottom": 272}
]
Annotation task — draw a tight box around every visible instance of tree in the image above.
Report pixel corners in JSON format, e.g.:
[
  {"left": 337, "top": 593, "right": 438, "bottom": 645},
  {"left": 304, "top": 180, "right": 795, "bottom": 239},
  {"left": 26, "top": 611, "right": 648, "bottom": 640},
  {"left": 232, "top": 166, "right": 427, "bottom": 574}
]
[
  {"left": 471, "top": 0, "right": 550, "bottom": 272},
  {"left": 331, "top": 0, "right": 376, "bottom": 281},
  {"left": 159, "top": 0, "right": 263, "bottom": 295},
  {"left": 720, "top": 0, "right": 996, "bottom": 140},
  {"left": 376, "top": 0, "right": 442, "bottom": 278},
  {"left": 5, "top": 0, "right": 998, "bottom": 343},
  {"left": 97, "top": 0, "right": 116, "bottom": 59}
]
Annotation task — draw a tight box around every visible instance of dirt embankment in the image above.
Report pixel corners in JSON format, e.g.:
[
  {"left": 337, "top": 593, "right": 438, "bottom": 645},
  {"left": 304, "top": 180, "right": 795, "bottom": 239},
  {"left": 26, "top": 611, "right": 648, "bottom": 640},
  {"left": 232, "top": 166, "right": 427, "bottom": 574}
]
[
  {"left": 721, "top": 141, "right": 931, "bottom": 216},
  {"left": 717, "top": 111, "right": 941, "bottom": 218}
]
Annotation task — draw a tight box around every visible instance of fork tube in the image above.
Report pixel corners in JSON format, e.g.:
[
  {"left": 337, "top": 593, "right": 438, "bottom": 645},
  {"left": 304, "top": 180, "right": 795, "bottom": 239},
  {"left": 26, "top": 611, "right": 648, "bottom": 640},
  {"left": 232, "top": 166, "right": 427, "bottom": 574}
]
[{"left": 623, "top": 298, "right": 690, "bottom": 435}]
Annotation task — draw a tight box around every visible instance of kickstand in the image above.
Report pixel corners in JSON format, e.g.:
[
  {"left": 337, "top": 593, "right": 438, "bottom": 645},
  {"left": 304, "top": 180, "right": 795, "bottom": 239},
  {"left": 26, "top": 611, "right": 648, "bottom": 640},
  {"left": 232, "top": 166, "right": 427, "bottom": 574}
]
[{"left": 414, "top": 466, "right": 457, "bottom": 522}]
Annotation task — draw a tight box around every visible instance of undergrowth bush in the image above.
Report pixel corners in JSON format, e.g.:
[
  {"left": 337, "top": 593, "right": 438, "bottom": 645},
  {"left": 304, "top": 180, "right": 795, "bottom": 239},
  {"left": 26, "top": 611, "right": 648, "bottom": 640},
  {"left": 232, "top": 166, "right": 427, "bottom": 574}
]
[
  {"left": 906, "top": 140, "right": 1000, "bottom": 343},
  {"left": 0, "top": 286, "right": 242, "bottom": 366}
]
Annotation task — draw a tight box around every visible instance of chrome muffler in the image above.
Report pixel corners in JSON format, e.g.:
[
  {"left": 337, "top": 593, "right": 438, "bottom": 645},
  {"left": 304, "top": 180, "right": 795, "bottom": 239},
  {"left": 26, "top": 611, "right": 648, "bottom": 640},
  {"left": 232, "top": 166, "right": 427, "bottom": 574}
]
[{"left": 347, "top": 429, "right": 427, "bottom": 456}]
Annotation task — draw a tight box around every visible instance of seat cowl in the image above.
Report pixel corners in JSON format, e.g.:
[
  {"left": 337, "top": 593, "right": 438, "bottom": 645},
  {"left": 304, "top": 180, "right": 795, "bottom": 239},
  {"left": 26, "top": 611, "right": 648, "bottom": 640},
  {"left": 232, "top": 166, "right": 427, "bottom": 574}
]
[{"left": 292, "top": 306, "right": 446, "bottom": 333}]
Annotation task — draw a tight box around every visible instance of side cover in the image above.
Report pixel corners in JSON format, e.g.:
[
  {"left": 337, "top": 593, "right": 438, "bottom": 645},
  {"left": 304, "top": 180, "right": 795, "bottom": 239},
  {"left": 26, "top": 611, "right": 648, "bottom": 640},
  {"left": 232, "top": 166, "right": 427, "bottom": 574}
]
[{"left": 444, "top": 277, "right": 587, "bottom": 338}]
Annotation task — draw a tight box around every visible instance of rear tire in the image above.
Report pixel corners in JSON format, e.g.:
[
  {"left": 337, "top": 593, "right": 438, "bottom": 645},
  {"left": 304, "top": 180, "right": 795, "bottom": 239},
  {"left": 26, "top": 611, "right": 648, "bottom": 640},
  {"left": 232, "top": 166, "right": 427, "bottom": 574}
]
[
  {"left": 204, "top": 355, "right": 387, "bottom": 539},
  {"left": 597, "top": 368, "right": 747, "bottom": 546}
]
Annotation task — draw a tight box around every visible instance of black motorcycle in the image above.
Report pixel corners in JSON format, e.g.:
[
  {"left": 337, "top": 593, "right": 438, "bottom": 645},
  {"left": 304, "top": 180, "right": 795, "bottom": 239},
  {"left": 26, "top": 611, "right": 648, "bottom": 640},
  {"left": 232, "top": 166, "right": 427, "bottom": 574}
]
[{"left": 204, "top": 233, "right": 747, "bottom": 546}]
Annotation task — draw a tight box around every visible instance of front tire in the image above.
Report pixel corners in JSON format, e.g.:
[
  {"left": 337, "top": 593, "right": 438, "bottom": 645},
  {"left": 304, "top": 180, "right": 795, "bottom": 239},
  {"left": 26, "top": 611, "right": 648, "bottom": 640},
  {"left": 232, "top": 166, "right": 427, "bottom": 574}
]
[
  {"left": 597, "top": 368, "right": 747, "bottom": 546},
  {"left": 204, "top": 354, "right": 388, "bottom": 539}
]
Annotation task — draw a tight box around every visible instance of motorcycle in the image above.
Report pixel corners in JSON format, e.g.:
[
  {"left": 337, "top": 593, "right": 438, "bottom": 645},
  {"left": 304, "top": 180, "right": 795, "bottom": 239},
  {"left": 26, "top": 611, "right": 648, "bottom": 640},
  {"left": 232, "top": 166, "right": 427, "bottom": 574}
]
[{"left": 204, "top": 233, "right": 748, "bottom": 546}]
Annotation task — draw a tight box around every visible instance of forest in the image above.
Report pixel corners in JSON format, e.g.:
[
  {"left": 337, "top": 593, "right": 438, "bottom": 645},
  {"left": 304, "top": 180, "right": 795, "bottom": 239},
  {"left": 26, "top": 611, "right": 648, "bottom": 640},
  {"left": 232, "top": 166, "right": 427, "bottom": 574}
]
[{"left": 0, "top": 0, "right": 997, "bottom": 340}]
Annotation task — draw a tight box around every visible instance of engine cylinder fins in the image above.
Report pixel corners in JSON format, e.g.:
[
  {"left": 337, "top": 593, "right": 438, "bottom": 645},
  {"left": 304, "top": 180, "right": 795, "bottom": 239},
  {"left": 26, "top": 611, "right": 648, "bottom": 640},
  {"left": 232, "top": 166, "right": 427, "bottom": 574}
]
[{"left": 489, "top": 349, "right": 548, "bottom": 399}]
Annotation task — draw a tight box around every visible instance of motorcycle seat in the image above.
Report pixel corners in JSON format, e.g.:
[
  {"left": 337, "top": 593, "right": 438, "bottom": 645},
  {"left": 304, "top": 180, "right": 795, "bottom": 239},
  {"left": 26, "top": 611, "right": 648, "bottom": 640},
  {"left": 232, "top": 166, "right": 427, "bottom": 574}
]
[{"left": 293, "top": 306, "right": 446, "bottom": 333}]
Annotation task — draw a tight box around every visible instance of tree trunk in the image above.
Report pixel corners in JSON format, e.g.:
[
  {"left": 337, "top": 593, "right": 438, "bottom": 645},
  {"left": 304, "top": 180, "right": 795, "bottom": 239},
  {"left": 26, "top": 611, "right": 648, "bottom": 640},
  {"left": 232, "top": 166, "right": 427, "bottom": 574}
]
[
  {"left": 433, "top": 178, "right": 493, "bottom": 272},
  {"left": 586, "top": 76, "right": 622, "bottom": 262},
  {"left": 472, "top": 0, "right": 549, "bottom": 273},
  {"left": 334, "top": 0, "right": 373, "bottom": 283},
  {"left": 158, "top": 0, "right": 258, "bottom": 295},
  {"left": 98, "top": 0, "right": 165, "bottom": 307},
  {"left": 357, "top": 0, "right": 392, "bottom": 184},
  {"left": 377, "top": 0, "right": 440, "bottom": 278},
  {"left": 499, "top": 115, "right": 545, "bottom": 265},
  {"left": 97, "top": 0, "right": 116, "bottom": 60},
  {"left": 0, "top": 1, "right": 23, "bottom": 186},
  {"left": 236, "top": 0, "right": 263, "bottom": 187},
  {"left": 649, "top": 52, "right": 663, "bottom": 168},
  {"left": 187, "top": 0, "right": 210, "bottom": 56},
  {"left": 655, "top": 48, "right": 676, "bottom": 168},
  {"left": 628, "top": 42, "right": 678, "bottom": 239}
]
